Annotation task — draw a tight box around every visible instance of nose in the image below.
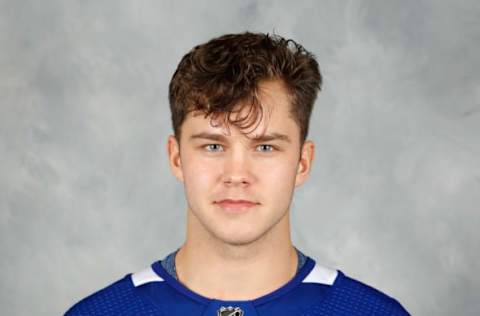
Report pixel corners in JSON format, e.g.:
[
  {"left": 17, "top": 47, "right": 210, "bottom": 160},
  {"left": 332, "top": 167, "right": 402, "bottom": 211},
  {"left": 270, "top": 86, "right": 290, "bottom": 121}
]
[{"left": 222, "top": 148, "right": 252, "bottom": 186}]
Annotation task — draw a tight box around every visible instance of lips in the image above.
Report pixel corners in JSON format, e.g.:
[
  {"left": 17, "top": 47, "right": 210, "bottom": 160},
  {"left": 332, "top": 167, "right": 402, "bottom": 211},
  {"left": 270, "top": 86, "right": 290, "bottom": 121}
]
[
  {"left": 215, "top": 199, "right": 259, "bottom": 213},
  {"left": 217, "top": 199, "right": 257, "bottom": 205}
]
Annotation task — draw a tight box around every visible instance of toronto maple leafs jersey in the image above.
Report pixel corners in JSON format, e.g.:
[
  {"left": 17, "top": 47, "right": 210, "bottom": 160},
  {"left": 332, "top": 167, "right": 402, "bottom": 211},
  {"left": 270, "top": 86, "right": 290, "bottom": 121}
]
[{"left": 65, "top": 251, "right": 410, "bottom": 315}]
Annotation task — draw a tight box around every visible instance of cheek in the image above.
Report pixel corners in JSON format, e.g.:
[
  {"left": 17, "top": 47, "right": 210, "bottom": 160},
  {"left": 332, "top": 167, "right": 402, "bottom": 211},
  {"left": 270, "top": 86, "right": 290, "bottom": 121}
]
[
  {"left": 256, "top": 160, "right": 298, "bottom": 204},
  {"left": 258, "top": 158, "right": 298, "bottom": 184},
  {"left": 183, "top": 158, "right": 218, "bottom": 190}
]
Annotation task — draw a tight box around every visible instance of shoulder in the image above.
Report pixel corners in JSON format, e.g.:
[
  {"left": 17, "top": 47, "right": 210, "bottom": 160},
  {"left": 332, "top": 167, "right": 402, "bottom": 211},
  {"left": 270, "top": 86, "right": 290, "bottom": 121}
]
[
  {"left": 298, "top": 259, "right": 410, "bottom": 315},
  {"left": 64, "top": 270, "right": 158, "bottom": 316},
  {"left": 64, "top": 274, "right": 135, "bottom": 316},
  {"left": 325, "top": 270, "right": 410, "bottom": 315}
]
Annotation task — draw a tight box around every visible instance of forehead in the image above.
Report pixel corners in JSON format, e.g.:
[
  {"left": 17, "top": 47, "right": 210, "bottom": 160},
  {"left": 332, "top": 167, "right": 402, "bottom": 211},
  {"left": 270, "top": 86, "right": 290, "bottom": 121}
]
[{"left": 182, "top": 79, "right": 298, "bottom": 140}]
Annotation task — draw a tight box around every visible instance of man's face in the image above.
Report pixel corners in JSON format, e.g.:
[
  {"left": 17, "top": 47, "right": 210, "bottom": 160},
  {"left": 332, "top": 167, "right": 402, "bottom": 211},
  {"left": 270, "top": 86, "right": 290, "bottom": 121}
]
[{"left": 167, "top": 79, "right": 314, "bottom": 246}]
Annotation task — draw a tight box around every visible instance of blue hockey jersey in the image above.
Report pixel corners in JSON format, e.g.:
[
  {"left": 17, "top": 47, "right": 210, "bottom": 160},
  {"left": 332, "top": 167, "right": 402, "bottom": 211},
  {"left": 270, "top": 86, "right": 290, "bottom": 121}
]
[{"left": 65, "top": 255, "right": 410, "bottom": 315}]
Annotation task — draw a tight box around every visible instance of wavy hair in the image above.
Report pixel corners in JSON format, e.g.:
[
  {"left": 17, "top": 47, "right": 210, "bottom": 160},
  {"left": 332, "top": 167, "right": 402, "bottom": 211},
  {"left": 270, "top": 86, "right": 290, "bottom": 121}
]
[{"left": 168, "top": 32, "right": 322, "bottom": 146}]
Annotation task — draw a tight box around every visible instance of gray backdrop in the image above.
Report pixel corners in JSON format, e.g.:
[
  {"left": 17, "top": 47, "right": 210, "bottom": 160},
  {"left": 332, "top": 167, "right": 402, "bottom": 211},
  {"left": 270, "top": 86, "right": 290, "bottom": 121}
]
[{"left": 1, "top": 1, "right": 479, "bottom": 315}]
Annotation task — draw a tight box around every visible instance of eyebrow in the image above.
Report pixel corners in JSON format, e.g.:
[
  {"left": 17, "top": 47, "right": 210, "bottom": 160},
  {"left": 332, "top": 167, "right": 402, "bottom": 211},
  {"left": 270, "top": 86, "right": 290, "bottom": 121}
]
[{"left": 189, "top": 132, "right": 291, "bottom": 143}]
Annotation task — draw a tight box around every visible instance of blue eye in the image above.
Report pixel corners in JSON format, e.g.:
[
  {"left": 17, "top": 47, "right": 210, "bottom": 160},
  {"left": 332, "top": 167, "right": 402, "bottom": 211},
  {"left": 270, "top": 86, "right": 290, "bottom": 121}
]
[
  {"left": 205, "top": 144, "right": 224, "bottom": 152},
  {"left": 203, "top": 144, "right": 275, "bottom": 152},
  {"left": 257, "top": 144, "right": 275, "bottom": 152}
]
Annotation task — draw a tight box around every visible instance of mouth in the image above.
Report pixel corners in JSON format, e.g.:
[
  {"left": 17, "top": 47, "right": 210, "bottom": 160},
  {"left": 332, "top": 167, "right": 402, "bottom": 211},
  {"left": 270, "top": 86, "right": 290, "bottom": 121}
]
[{"left": 214, "top": 199, "right": 259, "bottom": 213}]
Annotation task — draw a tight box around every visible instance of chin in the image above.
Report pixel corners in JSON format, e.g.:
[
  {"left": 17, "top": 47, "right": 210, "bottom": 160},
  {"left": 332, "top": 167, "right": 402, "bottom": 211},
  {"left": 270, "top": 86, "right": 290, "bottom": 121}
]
[{"left": 211, "top": 227, "right": 269, "bottom": 247}]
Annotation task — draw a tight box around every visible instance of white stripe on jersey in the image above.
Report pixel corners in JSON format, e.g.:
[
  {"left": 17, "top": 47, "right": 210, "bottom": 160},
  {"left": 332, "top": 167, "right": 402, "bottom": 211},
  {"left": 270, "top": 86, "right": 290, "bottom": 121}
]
[
  {"left": 302, "top": 264, "right": 338, "bottom": 285},
  {"left": 131, "top": 266, "right": 164, "bottom": 287}
]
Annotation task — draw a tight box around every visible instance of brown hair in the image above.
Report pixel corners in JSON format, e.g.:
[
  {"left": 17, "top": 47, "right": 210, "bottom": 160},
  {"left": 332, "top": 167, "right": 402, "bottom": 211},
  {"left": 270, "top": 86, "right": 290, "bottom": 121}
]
[{"left": 168, "top": 31, "right": 322, "bottom": 147}]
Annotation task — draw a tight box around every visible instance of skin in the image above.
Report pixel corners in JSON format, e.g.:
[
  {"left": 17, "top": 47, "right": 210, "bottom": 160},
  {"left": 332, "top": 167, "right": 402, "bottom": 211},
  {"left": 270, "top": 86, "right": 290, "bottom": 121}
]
[{"left": 166, "top": 79, "right": 315, "bottom": 300}]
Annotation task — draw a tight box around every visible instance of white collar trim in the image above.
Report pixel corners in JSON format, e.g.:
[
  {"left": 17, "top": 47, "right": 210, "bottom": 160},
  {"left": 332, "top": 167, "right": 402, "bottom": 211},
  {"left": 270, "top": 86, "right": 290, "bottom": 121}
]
[
  {"left": 131, "top": 266, "right": 164, "bottom": 287},
  {"left": 131, "top": 263, "right": 337, "bottom": 287},
  {"left": 302, "top": 263, "right": 338, "bottom": 285}
]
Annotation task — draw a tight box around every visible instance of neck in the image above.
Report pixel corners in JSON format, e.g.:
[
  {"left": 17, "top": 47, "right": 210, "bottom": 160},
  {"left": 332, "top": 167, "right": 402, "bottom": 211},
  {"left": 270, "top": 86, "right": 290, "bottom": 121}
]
[{"left": 175, "top": 208, "right": 298, "bottom": 301}]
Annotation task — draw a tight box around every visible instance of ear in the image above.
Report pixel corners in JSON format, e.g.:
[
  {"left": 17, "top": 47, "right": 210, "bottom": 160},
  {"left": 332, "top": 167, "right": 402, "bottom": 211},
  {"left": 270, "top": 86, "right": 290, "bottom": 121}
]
[
  {"left": 295, "top": 140, "right": 314, "bottom": 187},
  {"left": 167, "top": 135, "right": 184, "bottom": 182}
]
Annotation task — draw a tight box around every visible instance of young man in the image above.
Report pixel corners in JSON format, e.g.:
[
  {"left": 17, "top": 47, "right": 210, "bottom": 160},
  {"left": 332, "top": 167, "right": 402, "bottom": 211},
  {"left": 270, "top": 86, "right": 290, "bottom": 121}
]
[{"left": 65, "top": 32, "right": 410, "bottom": 315}]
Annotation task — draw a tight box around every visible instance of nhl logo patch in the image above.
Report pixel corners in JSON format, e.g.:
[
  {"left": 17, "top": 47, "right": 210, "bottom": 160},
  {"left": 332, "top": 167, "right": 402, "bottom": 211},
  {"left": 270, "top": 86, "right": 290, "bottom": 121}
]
[{"left": 217, "top": 306, "right": 244, "bottom": 316}]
